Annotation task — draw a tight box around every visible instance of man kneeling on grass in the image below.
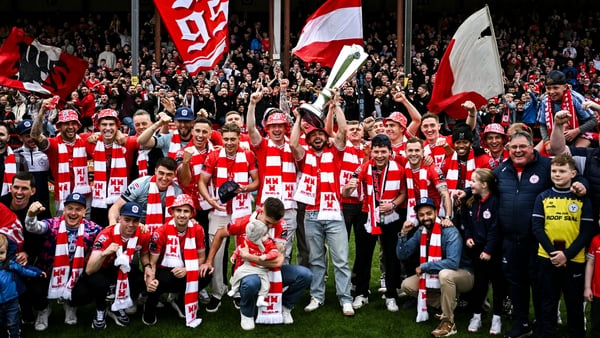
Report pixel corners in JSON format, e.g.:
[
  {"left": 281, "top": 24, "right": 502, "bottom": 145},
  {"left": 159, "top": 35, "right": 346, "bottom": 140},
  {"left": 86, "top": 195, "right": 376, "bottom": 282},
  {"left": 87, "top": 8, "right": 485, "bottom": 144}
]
[{"left": 396, "top": 197, "right": 474, "bottom": 337}]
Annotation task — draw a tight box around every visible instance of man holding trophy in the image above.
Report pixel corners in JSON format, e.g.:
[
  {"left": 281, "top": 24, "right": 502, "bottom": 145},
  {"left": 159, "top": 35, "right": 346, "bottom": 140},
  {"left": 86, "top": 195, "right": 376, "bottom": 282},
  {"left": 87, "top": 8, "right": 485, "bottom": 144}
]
[{"left": 289, "top": 45, "right": 368, "bottom": 317}]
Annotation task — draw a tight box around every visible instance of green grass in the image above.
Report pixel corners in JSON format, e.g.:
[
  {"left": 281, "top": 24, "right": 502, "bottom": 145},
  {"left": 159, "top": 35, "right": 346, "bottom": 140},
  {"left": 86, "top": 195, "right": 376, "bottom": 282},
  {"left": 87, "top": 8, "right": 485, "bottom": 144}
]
[{"left": 21, "top": 230, "right": 586, "bottom": 337}]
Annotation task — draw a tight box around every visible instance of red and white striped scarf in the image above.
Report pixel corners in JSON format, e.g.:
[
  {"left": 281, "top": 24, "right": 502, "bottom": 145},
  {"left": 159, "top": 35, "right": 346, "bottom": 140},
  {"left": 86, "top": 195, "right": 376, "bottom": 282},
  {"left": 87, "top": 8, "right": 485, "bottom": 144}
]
[
  {"left": 405, "top": 164, "right": 428, "bottom": 225},
  {"left": 168, "top": 132, "right": 183, "bottom": 159},
  {"left": 48, "top": 218, "right": 86, "bottom": 300},
  {"left": 0, "top": 205, "right": 23, "bottom": 249},
  {"left": 339, "top": 144, "right": 362, "bottom": 204},
  {"left": 261, "top": 139, "right": 297, "bottom": 209},
  {"left": 294, "top": 149, "right": 342, "bottom": 221},
  {"left": 1, "top": 147, "right": 16, "bottom": 196},
  {"left": 544, "top": 89, "right": 577, "bottom": 138},
  {"left": 501, "top": 105, "right": 511, "bottom": 127},
  {"left": 445, "top": 150, "right": 475, "bottom": 197},
  {"left": 146, "top": 175, "right": 175, "bottom": 232},
  {"left": 56, "top": 136, "right": 90, "bottom": 210},
  {"left": 213, "top": 149, "right": 252, "bottom": 220},
  {"left": 423, "top": 138, "right": 447, "bottom": 168},
  {"left": 111, "top": 224, "right": 139, "bottom": 311},
  {"left": 255, "top": 269, "right": 283, "bottom": 324},
  {"left": 137, "top": 148, "right": 150, "bottom": 177},
  {"left": 364, "top": 161, "right": 402, "bottom": 234},
  {"left": 91, "top": 139, "right": 128, "bottom": 208},
  {"left": 160, "top": 220, "right": 202, "bottom": 328},
  {"left": 416, "top": 220, "right": 442, "bottom": 322}
]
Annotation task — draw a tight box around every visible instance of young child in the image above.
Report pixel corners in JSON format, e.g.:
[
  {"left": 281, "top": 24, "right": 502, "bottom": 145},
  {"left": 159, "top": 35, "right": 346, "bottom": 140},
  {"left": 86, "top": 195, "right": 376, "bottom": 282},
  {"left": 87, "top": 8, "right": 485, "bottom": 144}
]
[
  {"left": 460, "top": 168, "right": 505, "bottom": 335},
  {"left": 0, "top": 234, "right": 46, "bottom": 337},
  {"left": 228, "top": 219, "right": 280, "bottom": 308},
  {"left": 585, "top": 221, "right": 600, "bottom": 337},
  {"left": 532, "top": 153, "right": 593, "bottom": 338}
]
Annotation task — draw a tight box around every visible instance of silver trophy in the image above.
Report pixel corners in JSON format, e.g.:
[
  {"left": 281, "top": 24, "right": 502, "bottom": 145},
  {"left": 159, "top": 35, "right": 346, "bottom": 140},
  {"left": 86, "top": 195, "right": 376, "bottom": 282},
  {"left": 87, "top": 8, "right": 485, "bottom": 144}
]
[{"left": 297, "top": 44, "right": 368, "bottom": 128}]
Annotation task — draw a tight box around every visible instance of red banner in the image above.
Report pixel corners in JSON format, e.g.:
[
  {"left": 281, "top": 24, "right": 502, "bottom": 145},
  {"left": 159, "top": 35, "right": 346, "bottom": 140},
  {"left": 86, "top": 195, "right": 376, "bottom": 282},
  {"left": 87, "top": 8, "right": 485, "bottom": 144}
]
[
  {"left": 154, "top": 0, "right": 229, "bottom": 74},
  {"left": 0, "top": 27, "right": 87, "bottom": 99}
]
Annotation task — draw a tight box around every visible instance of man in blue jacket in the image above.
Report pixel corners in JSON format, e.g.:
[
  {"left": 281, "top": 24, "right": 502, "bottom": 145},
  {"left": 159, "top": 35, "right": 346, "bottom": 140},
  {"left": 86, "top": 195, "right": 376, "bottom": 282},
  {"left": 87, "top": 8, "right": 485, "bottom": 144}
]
[{"left": 397, "top": 197, "right": 473, "bottom": 337}]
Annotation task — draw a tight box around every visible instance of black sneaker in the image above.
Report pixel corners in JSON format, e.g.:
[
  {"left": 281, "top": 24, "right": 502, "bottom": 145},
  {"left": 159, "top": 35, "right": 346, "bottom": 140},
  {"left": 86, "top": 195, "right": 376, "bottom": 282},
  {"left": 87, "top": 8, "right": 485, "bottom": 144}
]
[
  {"left": 91, "top": 310, "right": 107, "bottom": 330},
  {"left": 504, "top": 322, "right": 533, "bottom": 338},
  {"left": 142, "top": 305, "right": 157, "bottom": 326},
  {"left": 107, "top": 309, "right": 130, "bottom": 327},
  {"left": 206, "top": 296, "right": 221, "bottom": 313},
  {"left": 233, "top": 297, "right": 241, "bottom": 309}
]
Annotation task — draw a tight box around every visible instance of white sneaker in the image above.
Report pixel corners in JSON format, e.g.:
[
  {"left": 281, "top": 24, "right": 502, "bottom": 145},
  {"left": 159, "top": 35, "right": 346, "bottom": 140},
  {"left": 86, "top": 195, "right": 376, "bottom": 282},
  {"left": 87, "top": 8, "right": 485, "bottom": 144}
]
[
  {"left": 385, "top": 298, "right": 399, "bottom": 312},
  {"left": 304, "top": 297, "right": 322, "bottom": 312},
  {"left": 557, "top": 306, "right": 563, "bottom": 325},
  {"left": 35, "top": 306, "right": 51, "bottom": 331},
  {"left": 240, "top": 313, "right": 255, "bottom": 330},
  {"left": 468, "top": 313, "right": 482, "bottom": 332},
  {"left": 352, "top": 295, "right": 369, "bottom": 309},
  {"left": 256, "top": 295, "right": 269, "bottom": 308},
  {"left": 342, "top": 302, "right": 355, "bottom": 317},
  {"left": 63, "top": 304, "right": 77, "bottom": 325},
  {"left": 282, "top": 306, "right": 293, "bottom": 324},
  {"left": 489, "top": 314, "right": 502, "bottom": 335}
]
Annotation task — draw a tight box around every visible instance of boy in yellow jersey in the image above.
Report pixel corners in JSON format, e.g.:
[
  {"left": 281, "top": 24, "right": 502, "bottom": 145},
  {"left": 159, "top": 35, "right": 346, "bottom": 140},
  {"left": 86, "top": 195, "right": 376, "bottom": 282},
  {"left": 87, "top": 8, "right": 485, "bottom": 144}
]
[{"left": 532, "top": 153, "right": 593, "bottom": 338}]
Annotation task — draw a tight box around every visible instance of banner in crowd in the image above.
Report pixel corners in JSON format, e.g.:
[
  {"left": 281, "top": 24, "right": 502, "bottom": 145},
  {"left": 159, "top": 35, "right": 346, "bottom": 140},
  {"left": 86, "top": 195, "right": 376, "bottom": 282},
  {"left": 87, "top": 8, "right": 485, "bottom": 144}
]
[
  {"left": 292, "top": 0, "right": 363, "bottom": 68},
  {"left": 0, "top": 27, "right": 87, "bottom": 99},
  {"left": 154, "top": 0, "right": 229, "bottom": 75},
  {"left": 428, "top": 6, "right": 503, "bottom": 119}
]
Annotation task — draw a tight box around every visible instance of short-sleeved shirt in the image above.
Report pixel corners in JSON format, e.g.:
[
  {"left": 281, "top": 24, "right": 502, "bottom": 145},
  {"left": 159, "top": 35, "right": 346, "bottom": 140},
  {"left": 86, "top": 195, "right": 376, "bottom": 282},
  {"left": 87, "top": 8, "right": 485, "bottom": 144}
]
[
  {"left": 149, "top": 223, "right": 206, "bottom": 268},
  {"left": 121, "top": 176, "right": 183, "bottom": 223},
  {"left": 92, "top": 224, "right": 151, "bottom": 269},
  {"left": 154, "top": 132, "right": 191, "bottom": 157}
]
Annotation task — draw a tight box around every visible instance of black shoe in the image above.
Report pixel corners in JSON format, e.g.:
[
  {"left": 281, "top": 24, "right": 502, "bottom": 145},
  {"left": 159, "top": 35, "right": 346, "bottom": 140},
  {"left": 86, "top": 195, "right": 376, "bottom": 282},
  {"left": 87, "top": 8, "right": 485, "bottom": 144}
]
[
  {"left": 91, "top": 310, "right": 106, "bottom": 330},
  {"left": 233, "top": 297, "right": 241, "bottom": 310},
  {"left": 107, "top": 309, "right": 130, "bottom": 327},
  {"left": 206, "top": 296, "right": 221, "bottom": 313},
  {"left": 401, "top": 297, "right": 417, "bottom": 310},
  {"left": 504, "top": 322, "right": 533, "bottom": 338},
  {"left": 142, "top": 305, "right": 157, "bottom": 326}
]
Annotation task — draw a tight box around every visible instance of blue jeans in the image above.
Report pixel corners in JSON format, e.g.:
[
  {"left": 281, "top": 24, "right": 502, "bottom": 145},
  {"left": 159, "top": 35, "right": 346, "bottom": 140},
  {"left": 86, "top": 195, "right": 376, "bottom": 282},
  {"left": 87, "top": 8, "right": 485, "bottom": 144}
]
[
  {"left": 239, "top": 264, "right": 312, "bottom": 317},
  {"left": 122, "top": 117, "right": 136, "bottom": 136},
  {"left": 304, "top": 210, "right": 352, "bottom": 304},
  {"left": 0, "top": 298, "right": 20, "bottom": 337}
]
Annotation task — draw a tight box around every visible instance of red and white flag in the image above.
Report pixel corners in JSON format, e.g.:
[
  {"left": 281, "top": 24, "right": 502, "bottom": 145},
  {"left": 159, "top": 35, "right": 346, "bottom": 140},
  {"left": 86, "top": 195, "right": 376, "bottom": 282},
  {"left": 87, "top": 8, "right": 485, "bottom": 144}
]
[
  {"left": 428, "top": 6, "right": 503, "bottom": 119},
  {"left": 292, "top": 0, "right": 363, "bottom": 67},
  {"left": 0, "top": 27, "right": 87, "bottom": 99},
  {"left": 154, "top": 0, "right": 229, "bottom": 75}
]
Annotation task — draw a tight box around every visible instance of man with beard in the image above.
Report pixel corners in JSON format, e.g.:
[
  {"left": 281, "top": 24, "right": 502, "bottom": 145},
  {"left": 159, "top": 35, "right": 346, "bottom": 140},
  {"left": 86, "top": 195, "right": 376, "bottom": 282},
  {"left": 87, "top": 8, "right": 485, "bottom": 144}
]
[
  {"left": 397, "top": 197, "right": 474, "bottom": 337},
  {"left": 32, "top": 103, "right": 91, "bottom": 215},
  {"left": 86, "top": 109, "right": 139, "bottom": 227},
  {"left": 198, "top": 123, "right": 259, "bottom": 312},
  {"left": 197, "top": 87, "right": 216, "bottom": 119},
  {"left": 181, "top": 87, "right": 201, "bottom": 113},
  {"left": 13, "top": 119, "right": 50, "bottom": 205},
  {"left": 24, "top": 193, "right": 102, "bottom": 331},
  {"left": 290, "top": 100, "right": 355, "bottom": 317},
  {"left": 137, "top": 106, "right": 195, "bottom": 159},
  {"left": 130, "top": 110, "right": 164, "bottom": 178},
  {"left": 108, "top": 157, "right": 182, "bottom": 231},
  {"left": 537, "top": 70, "right": 597, "bottom": 147}
]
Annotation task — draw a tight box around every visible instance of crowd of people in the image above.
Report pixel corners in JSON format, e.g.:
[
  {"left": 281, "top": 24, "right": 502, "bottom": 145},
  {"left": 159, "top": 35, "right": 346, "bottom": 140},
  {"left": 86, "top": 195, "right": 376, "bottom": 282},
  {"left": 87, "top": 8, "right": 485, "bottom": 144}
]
[{"left": 1, "top": 5, "right": 600, "bottom": 338}]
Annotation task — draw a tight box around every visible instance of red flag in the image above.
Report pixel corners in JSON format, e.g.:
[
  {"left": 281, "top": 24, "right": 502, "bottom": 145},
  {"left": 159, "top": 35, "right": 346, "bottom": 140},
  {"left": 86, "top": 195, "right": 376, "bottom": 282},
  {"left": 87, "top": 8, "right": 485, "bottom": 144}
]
[
  {"left": 154, "top": 0, "right": 229, "bottom": 75},
  {"left": 428, "top": 6, "right": 503, "bottom": 119},
  {"left": 0, "top": 27, "right": 87, "bottom": 99},
  {"left": 292, "top": 0, "right": 363, "bottom": 68}
]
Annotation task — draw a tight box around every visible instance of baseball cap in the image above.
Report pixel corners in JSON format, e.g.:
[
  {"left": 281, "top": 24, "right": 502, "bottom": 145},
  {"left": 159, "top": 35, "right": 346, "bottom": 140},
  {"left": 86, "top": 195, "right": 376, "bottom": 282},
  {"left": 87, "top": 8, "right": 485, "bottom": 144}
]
[
  {"left": 16, "top": 120, "right": 33, "bottom": 135},
  {"left": 265, "top": 112, "right": 288, "bottom": 126},
  {"left": 483, "top": 123, "right": 506, "bottom": 136},
  {"left": 175, "top": 107, "right": 194, "bottom": 121},
  {"left": 546, "top": 70, "right": 567, "bottom": 85},
  {"left": 414, "top": 197, "right": 436, "bottom": 212},
  {"left": 65, "top": 193, "right": 86, "bottom": 207},
  {"left": 57, "top": 109, "right": 82, "bottom": 127},
  {"left": 384, "top": 112, "right": 408, "bottom": 129},
  {"left": 120, "top": 201, "right": 143, "bottom": 218}
]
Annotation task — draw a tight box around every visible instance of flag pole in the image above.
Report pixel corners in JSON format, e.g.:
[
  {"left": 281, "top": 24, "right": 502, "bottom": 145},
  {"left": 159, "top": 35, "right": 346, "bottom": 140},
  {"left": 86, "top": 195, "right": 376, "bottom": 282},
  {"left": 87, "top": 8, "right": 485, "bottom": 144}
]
[
  {"left": 283, "top": 0, "right": 290, "bottom": 76},
  {"left": 397, "top": 0, "right": 404, "bottom": 67},
  {"left": 131, "top": 0, "right": 139, "bottom": 77},
  {"left": 154, "top": 7, "right": 161, "bottom": 66},
  {"left": 403, "top": 0, "right": 413, "bottom": 75}
]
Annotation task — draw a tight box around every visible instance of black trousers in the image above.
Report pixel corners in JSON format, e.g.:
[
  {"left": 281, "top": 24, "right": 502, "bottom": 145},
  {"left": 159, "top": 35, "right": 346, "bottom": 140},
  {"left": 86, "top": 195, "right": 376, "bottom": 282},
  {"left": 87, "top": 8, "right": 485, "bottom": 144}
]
[
  {"left": 467, "top": 245, "right": 506, "bottom": 315},
  {"left": 145, "top": 267, "right": 212, "bottom": 314},
  {"left": 71, "top": 266, "right": 144, "bottom": 310}
]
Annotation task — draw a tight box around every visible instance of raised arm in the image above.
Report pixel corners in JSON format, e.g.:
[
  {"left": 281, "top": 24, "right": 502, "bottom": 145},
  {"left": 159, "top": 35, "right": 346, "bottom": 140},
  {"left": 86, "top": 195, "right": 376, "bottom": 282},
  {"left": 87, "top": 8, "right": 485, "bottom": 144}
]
[
  {"left": 394, "top": 92, "right": 421, "bottom": 137},
  {"left": 246, "top": 87, "right": 263, "bottom": 146},
  {"left": 289, "top": 110, "right": 306, "bottom": 161},
  {"left": 31, "top": 98, "right": 51, "bottom": 150}
]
